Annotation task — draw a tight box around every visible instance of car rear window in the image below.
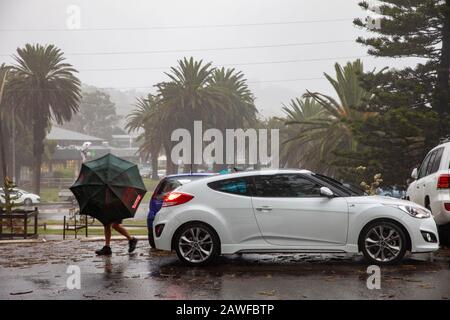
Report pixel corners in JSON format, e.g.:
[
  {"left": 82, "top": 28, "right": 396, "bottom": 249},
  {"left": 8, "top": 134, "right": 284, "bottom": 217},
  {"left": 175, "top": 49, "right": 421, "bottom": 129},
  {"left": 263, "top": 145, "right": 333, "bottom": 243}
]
[{"left": 153, "top": 176, "right": 209, "bottom": 199}]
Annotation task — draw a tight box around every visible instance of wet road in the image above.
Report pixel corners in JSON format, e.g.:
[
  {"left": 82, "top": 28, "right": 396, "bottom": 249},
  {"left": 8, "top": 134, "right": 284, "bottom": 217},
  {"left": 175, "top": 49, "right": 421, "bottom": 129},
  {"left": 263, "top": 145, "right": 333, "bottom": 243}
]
[{"left": 0, "top": 240, "right": 449, "bottom": 300}]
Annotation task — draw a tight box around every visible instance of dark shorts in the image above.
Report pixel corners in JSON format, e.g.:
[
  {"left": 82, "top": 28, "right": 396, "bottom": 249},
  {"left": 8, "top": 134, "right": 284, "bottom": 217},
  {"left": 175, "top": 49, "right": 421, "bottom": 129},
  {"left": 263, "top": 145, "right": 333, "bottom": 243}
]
[{"left": 113, "top": 219, "right": 123, "bottom": 225}]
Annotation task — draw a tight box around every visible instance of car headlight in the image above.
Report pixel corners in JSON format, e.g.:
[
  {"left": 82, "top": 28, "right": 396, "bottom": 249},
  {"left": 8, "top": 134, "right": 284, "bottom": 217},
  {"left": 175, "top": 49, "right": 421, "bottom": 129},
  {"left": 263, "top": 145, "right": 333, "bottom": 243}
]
[{"left": 394, "top": 205, "right": 431, "bottom": 219}]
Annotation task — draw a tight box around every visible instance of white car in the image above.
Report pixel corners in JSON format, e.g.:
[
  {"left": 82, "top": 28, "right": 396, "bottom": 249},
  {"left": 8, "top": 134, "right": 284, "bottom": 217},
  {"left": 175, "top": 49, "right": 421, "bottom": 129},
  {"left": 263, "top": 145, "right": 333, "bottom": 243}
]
[
  {"left": 406, "top": 140, "right": 450, "bottom": 242},
  {"left": 153, "top": 169, "right": 439, "bottom": 266},
  {"left": 0, "top": 188, "right": 41, "bottom": 206}
]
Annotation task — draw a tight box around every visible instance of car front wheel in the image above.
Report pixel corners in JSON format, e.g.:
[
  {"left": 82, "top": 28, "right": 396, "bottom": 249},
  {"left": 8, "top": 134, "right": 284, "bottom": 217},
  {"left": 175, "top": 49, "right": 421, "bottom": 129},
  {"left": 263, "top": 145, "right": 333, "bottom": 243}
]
[
  {"left": 361, "top": 221, "right": 407, "bottom": 265},
  {"left": 24, "top": 198, "right": 33, "bottom": 206},
  {"left": 174, "top": 223, "right": 220, "bottom": 266}
]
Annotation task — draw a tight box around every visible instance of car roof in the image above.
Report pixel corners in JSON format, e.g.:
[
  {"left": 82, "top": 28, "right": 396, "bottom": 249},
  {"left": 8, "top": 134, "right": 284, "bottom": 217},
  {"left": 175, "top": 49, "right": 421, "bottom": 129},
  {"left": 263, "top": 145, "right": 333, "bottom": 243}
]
[
  {"left": 181, "top": 169, "right": 313, "bottom": 185},
  {"left": 164, "top": 173, "right": 216, "bottom": 179}
]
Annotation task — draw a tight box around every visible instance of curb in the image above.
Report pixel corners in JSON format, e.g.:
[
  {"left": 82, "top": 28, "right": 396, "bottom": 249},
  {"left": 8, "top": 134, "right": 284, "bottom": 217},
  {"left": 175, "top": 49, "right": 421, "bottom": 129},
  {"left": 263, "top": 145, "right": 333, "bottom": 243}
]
[
  {"left": 0, "top": 238, "right": 48, "bottom": 244},
  {"left": 80, "top": 235, "right": 148, "bottom": 242}
]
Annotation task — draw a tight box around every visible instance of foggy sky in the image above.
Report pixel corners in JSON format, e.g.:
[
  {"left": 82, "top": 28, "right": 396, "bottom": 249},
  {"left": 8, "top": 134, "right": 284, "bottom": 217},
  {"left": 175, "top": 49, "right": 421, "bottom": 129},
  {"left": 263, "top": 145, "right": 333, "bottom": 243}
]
[{"left": 0, "top": 0, "right": 422, "bottom": 117}]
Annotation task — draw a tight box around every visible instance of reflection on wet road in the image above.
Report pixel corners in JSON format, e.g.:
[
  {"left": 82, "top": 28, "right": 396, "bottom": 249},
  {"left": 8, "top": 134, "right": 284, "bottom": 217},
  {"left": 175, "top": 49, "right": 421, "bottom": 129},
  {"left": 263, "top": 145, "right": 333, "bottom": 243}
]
[{"left": 0, "top": 240, "right": 449, "bottom": 299}]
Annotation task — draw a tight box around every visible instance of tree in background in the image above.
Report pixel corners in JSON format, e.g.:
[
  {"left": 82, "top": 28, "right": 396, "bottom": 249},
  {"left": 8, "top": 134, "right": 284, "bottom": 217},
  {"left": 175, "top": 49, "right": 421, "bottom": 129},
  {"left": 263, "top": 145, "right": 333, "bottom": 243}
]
[
  {"left": 9, "top": 44, "right": 81, "bottom": 194},
  {"left": 208, "top": 67, "right": 258, "bottom": 171},
  {"left": 64, "top": 89, "right": 124, "bottom": 140},
  {"left": 281, "top": 60, "right": 375, "bottom": 175},
  {"left": 126, "top": 94, "right": 162, "bottom": 180},
  {"left": 0, "top": 63, "right": 12, "bottom": 211},
  {"left": 348, "top": 0, "right": 450, "bottom": 185},
  {"left": 280, "top": 97, "right": 327, "bottom": 171}
]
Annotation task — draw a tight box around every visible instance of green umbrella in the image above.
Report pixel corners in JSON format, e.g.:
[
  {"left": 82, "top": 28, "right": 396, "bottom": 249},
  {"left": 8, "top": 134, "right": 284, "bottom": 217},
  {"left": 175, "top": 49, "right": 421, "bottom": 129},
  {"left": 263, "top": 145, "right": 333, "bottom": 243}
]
[{"left": 70, "top": 153, "right": 147, "bottom": 225}]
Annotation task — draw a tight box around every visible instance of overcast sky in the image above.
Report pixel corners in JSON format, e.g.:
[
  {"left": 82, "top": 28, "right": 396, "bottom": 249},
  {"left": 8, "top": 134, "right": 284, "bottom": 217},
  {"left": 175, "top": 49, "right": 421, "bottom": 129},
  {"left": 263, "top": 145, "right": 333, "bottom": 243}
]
[{"left": 0, "top": 0, "right": 421, "bottom": 117}]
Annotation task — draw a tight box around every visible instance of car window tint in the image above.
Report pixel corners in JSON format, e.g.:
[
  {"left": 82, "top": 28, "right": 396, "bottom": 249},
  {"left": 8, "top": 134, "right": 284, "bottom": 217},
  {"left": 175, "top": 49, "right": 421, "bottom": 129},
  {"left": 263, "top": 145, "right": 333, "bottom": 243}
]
[
  {"left": 254, "top": 174, "right": 321, "bottom": 197},
  {"left": 208, "top": 178, "right": 251, "bottom": 196},
  {"left": 431, "top": 148, "right": 444, "bottom": 173},
  {"left": 418, "top": 152, "right": 432, "bottom": 179},
  {"left": 425, "top": 150, "right": 437, "bottom": 176}
]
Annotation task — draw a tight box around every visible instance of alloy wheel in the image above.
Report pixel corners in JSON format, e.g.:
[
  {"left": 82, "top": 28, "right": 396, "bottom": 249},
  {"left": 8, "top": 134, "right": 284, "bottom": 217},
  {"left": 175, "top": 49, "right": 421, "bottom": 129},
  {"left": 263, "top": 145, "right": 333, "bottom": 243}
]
[
  {"left": 178, "top": 227, "right": 214, "bottom": 263},
  {"left": 364, "top": 224, "right": 403, "bottom": 263}
]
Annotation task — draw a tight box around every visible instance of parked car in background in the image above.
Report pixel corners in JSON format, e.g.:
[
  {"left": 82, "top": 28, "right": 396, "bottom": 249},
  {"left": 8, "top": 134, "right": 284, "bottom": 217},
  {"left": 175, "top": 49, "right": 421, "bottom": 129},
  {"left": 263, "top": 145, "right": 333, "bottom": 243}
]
[
  {"left": 377, "top": 186, "right": 406, "bottom": 199},
  {"left": 58, "top": 189, "right": 77, "bottom": 205},
  {"left": 154, "top": 169, "right": 439, "bottom": 266},
  {"left": 147, "top": 173, "right": 215, "bottom": 247},
  {"left": 0, "top": 188, "right": 40, "bottom": 206},
  {"left": 406, "top": 138, "right": 450, "bottom": 244},
  {"left": 139, "top": 166, "right": 152, "bottom": 178}
]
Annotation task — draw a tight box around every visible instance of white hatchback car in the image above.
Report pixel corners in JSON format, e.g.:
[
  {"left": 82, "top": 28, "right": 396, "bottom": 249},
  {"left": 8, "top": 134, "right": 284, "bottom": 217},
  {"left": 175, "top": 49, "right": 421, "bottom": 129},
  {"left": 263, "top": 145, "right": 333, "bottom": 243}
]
[{"left": 153, "top": 170, "right": 439, "bottom": 266}]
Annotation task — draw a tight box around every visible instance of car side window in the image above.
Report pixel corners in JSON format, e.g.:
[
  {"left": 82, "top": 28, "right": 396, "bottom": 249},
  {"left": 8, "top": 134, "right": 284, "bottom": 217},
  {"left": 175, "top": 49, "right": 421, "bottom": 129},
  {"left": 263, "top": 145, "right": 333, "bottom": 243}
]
[
  {"left": 425, "top": 150, "right": 437, "bottom": 176},
  {"left": 418, "top": 152, "right": 432, "bottom": 179},
  {"left": 253, "top": 174, "right": 321, "bottom": 198},
  {"left": 431, "top": 148, "right": 444, "bottom": 173},
  {"left": 208, "top": 178, "right": 251, "bottom": 196}
]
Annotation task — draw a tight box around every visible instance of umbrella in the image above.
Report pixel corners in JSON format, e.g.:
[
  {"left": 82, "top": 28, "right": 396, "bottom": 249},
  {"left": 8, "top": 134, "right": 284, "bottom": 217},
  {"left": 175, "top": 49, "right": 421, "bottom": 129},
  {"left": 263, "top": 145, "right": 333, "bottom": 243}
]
[{"left": 70, "top": 153, "right": 147, "bottom": 225}]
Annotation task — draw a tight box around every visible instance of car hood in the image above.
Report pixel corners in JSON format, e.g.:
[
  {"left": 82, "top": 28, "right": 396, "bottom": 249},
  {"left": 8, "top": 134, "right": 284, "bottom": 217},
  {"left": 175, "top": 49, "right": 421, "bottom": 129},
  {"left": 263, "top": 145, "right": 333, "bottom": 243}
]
[{"left": 346, "top": 195, "right": 422, "bottom": 208}]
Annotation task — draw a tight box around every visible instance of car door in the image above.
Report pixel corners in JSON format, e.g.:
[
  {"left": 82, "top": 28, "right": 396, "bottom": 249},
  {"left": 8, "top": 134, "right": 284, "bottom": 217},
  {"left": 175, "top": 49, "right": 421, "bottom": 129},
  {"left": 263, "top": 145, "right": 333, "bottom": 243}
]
[
  {"left": 411, "top": 151, "right": 434, "bottom": 206},
  {"left": 423, "top": 147, "right": 445, "bottom": 208},
  {"left": 250, "top": 174, "right": 349, "bottom": 246}
]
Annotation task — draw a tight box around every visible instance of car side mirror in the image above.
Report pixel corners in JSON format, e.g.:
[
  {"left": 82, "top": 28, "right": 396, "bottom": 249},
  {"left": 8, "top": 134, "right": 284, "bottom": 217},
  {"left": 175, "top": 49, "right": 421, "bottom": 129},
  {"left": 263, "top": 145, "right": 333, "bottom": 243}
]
[
  {"left": 320, "top": 186, "right": 334, "bottom": 198},
  {"left": 411, "top": 168, "right": 418, "bottom": 180}
]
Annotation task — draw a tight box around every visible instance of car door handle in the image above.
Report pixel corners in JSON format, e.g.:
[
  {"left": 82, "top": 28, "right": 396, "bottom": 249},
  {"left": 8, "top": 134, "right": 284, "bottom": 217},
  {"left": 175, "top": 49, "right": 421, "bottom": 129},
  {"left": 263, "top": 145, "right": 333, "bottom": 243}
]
[{"left": 256, "top": 206, "right": 272, "bottom": 212}]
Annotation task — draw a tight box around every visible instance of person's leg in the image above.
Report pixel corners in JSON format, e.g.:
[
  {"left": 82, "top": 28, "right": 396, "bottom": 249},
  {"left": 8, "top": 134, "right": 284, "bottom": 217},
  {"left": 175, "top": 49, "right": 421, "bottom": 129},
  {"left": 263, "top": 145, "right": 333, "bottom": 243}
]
[
  {"left": 95, "top": 224, "right": 112, "bottom": 255},
  {"left": 111, "top": 223, "right": 132, "bottom": 241},
  {"left": 104, "top": 223, "right": 112, "bottom": 246},
  {"left": 112, "top": 222, "right": 138, "bottom": 253}
]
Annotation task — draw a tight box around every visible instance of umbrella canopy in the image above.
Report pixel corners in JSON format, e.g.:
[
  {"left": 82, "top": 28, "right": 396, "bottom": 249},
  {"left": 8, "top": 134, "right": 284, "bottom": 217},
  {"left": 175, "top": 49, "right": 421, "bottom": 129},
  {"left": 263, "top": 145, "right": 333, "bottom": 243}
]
[{"left": 70, "top": 153, "right": 147, "bottom": 225}]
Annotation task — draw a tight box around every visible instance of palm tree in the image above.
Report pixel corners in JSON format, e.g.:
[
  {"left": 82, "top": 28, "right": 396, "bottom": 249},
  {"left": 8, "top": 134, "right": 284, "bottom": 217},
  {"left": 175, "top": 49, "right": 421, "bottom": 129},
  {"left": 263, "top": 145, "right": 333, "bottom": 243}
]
[
  {"left": 126, "top": 94, "right": 162, "bottom": 180},
  {"left": 10, "top": 44, "right": 81, "bottom": 194},
  {"left": 283, "top": 60, "right": 375, "bottom": 174},
  {"left": 155, "top": 57, "right": 218, "bottom": 172},
  {"left": 208, "top": 67, "right": 258, "bottom": 170},
  {"left": 281, "top": 97, "right": 329, "bottom": 171}
]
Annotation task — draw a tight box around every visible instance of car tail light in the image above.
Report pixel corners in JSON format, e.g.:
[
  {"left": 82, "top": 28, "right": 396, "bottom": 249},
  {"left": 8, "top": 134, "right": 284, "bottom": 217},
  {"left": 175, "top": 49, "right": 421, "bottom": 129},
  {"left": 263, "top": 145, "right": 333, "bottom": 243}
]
[
  {"left": 445, "top": 203, "right": 450, "bottom": 211},
  {"left": 437, "top": 174, "right": 450, "bottom": 189},
  {"left": 162, "top": 192, "right": 194, "bottom": 207}
]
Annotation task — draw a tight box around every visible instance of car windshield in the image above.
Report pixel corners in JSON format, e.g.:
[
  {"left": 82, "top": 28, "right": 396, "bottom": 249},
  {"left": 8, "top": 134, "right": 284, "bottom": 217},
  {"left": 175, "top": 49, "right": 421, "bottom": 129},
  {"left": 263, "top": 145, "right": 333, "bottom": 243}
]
[{"left": 313, "top": 174, "right": 366, "bottom": 196}]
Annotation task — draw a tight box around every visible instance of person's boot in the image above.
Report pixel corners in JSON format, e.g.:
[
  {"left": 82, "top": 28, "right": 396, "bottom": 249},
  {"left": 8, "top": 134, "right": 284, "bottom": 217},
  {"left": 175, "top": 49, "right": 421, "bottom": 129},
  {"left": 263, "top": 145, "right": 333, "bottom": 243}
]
[
  {"left": 128, "top": 238, "right": 138, "bottom": 253},
  {"left": 95, "top": 246, "right": 112, "bottom": 256}
]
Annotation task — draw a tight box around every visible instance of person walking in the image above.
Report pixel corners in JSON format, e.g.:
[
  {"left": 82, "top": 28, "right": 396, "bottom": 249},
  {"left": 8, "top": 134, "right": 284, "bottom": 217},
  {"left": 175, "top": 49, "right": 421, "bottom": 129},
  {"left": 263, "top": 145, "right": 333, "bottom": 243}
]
[{"left": 95, "top": 219, "right": 138, "bottom": 255}]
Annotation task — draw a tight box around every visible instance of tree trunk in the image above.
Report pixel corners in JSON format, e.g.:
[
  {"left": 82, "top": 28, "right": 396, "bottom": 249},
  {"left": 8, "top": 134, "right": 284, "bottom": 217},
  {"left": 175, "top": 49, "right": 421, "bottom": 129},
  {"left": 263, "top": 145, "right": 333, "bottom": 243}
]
[
  {"left": 0, "top": 121, "right": 11, "bottom": 212},
  {"left": 436, "top": 0, "right": 450, "bottom": 134},
  {"left": 151, "top": 151, "right": 159, "bottom": 180},
  {"left": 32, "top": 113, "right": 45, "bottom": 195}
]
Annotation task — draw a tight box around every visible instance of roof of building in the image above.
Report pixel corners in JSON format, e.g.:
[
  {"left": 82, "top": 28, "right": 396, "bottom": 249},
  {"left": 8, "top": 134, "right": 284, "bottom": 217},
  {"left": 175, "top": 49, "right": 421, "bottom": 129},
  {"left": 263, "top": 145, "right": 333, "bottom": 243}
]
[{"left": 47, "top": 127, "right": 104, "bottom": 142}]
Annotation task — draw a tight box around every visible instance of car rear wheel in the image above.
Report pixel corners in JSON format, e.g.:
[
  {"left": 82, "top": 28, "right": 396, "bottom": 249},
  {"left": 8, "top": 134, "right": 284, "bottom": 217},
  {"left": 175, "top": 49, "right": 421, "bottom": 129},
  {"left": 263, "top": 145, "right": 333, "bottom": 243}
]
[
  {"left": 361, "top": 221, "right": 407, "bottom": 265},
  {"left": 174, "top": 223, "right": 220, "bottom": 266}
]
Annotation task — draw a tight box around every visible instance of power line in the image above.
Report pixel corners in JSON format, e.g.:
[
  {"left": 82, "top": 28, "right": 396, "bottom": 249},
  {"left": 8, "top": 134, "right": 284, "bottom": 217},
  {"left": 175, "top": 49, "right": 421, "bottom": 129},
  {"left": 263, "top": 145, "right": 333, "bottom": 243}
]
[
  {"left": 0, "top": 18, "right": 353, "bottom": 32},
  {"left": 0, "top": 39, "right": 353, "bottom": 57},
  {"left": 6, "top": 77, "right": 327, "bottom": 92},
  {"left": 78, "top": 55, "right": 369, "bottom": 72}
]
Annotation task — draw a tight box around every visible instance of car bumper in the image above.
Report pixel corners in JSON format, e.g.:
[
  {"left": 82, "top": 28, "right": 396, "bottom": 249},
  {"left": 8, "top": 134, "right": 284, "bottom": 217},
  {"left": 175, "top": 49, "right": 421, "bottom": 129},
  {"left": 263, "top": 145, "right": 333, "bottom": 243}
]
[
  {"left": 408, "top": 216, "right": 440, "bottom": 253},
  {"left": 153, "top": 214, "right": 177, "bottom": 251}
]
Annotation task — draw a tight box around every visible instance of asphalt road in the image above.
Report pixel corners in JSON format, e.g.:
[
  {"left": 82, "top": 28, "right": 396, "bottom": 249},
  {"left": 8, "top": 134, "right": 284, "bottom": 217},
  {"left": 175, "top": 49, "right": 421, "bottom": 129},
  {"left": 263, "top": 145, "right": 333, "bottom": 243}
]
[{"left": 0, "top": 240, "right": 449, "bottom": 300}]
